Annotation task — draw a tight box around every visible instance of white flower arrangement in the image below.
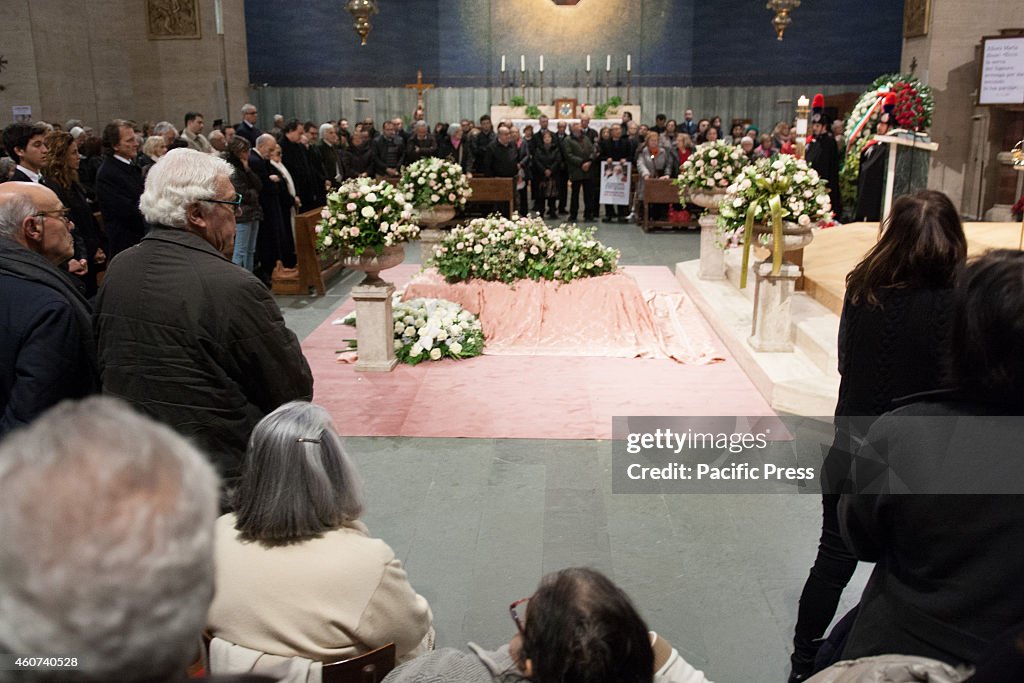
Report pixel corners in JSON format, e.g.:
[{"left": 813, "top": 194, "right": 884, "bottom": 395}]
[
  {"left": 717, "top": 154, "right": 833, "bottom": 287},
  {"left": 432, "top": 214, "right": 620, "bottom": 284},
  {"left": 340, "top": 297, "right": 485, "bottom": 365},
  {"left": 315, "top": 177, "right": 420, "bottom": 256},
  {"left": 399, "top": 157, "right": 473, "bottom": 210},
  {"left": 674, "top": 141, "right": 750, "bottom": 196}
]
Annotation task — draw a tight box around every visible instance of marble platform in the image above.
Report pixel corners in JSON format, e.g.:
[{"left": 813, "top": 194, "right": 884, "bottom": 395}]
[{"left": 676, "top": 251, "right": 840, "bottom": 417}]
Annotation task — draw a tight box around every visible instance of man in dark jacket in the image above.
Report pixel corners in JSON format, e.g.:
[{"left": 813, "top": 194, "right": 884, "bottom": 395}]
[
  {"left": 94, "top": 149, "right": 313, "bottom": 490},
  {"left": 0, "top": 182, "right": 99, "bottom": 436},
  {"left": 309, "top": 123, "right": 343, "bottom": 194},
  {"left": 234, "top": 103, "right": 262, "bottom": 146},
  {"left": 95, "top": 119, "right": 146, "bottom": 259},
  {"left": 563, "top": 123, "right": 598, "bottom": 222},
  {"left": 805, "top": 95, "right": 842, "bottom": 219},
  {"left": 471, "top": 115, "right": 497, "bottom": 175},
  {"left": 250, "top": 133, "right": 287, "bottom": 285},
  {"left": 599, "top": 123, "right": 632, "bottom": 223},
  {"left": 370, "top": 120, "right": 405, "bottom": 178},
  {"left": 2, "top": 122, "right": 48, "bottom": 183},
  {"left": 486, "top": 126, "right": 525, "bottom": 218}
]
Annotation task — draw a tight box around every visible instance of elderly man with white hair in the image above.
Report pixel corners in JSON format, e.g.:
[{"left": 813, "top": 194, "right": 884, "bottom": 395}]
[
  {"left": 0, "top": 182, "right": 99, "bottom": 436},
  {"left": 94, "top": 148, "right": 313, "bottom": 497},
  {"left": 310, "top": 122, "right": 343, "bottom": 194},
  {"left": 0, "top": 397, "right": 222, "bottom": 683}
]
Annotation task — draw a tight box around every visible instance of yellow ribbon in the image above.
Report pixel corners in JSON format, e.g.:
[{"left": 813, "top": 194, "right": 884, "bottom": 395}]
[{"left": 739, "top": 194, "right": 785, "bottom": 289}]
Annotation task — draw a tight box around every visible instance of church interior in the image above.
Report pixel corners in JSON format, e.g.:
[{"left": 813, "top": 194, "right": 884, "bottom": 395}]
[{"left": 2, "top": 1, "right": 1024, "bottom": 681}]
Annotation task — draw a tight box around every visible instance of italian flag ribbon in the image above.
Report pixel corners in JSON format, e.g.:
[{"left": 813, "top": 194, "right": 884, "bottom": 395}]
[{"left": 740, "top": 194, "right": 784, "bottom": 289}]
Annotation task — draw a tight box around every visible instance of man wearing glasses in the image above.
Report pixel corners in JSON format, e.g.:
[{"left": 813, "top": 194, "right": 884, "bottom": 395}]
[
  {"left": 0, "top": 182, "right": 99, "bottom": 436},
  {"left": 94, "top": 149, "right": 313, "bottom": 502}
]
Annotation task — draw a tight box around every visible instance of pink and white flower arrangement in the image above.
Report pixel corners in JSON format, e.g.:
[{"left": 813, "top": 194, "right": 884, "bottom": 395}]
[
  {"left": 399, "top": 157, "right": 473, "bottom": 211},
  {"left": 433, "top": 214, "right": 619, "bottom": 284},
  {"left": 315, "top": 177, "right": 419, "bottom": 256},
  {"left": 674, "top": 141, "right": 750, "bottom": 196}
]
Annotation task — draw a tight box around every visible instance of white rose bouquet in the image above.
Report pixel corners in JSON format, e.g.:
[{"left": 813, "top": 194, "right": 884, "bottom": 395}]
[
  {"left": 432, "top": 214, "right": 619, "bottom": 284},
  {"left": 673, "top": 141, "right": 750, "bottom": 196},
  {"left": 400, "top": 157, "right": 473, "bottom": 210},
  {"left": 315, "top": 177, "right": 419, "bottom": 256},
  {"left": 341, "top": 297, "right": 485, "bottom": 365},
  {"left": 717, "top": 155, "right": 832, "bottom": 287}
]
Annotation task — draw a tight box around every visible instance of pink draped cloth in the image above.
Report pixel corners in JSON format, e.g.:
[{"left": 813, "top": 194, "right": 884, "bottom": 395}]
[{"left": 402, "top": 268, "right": 724, "bottom": 364}]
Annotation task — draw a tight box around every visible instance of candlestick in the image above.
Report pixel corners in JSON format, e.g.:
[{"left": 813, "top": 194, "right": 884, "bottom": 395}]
[
  {"left": 501, "top": 55, "right": 506, "bottom": 72},
  {"left": 520, "top": 54, "right": 525, "bottom": 72},
  {"left": 539, "top": 55, "right": 544, "bottom": 72},
  {"left": 797, "top": 95, "right": 809, "bottom": 108},
  {"left": 606, "top": 54, "right": 611, "bottom": 72},
  {"left": 626, "top": 54, "right": 631, "bottom": 72},
  {"left": 586, "top": 54, "right": 591, "bottom": 72}
]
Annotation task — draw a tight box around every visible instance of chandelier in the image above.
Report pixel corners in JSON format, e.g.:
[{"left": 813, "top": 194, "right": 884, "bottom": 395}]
[
  {"left": 345, "top": 0, "right": 378, "bottom": 46},
  {"left": 766, "top": 0, "right": 801, "bottom": 41}
]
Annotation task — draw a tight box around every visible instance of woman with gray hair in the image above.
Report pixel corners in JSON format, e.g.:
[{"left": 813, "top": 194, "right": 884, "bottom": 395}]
[
  {"left": 438, "top": 123, "right": 474, "bottom": 175},
  {"left": 208, "top": 401, "right": 434, "bottom": 667}
]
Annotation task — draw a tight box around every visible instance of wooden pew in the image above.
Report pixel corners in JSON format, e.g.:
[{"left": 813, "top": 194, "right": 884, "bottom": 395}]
[
  {"left": 463, "top": 176, "right": 515, "bottom": 219},
  {"left": 641, "top": 177, "right": 695, "bottom": 232},
  {"left": 272, "top": 207, "right": 343, "bottom": 296}
]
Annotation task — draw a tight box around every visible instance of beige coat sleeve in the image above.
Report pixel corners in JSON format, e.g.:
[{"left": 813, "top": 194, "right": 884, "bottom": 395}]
[{"left": 351, "top": 554, "right": 433, "bottom": 661}]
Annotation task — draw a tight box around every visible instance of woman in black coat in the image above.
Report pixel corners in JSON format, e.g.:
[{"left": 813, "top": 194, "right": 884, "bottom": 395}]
[
  {"left": 41, "top": 130, "right": 108, "bottom": 297},
  {"left": 222, "top": 137, "right": 263, "bottom": 273},
  {"left": 788, "top": 190, "right": 967, "bottom": 682},
  {"left": 531, "top": 131, "right": 563, "bottom": 219}
]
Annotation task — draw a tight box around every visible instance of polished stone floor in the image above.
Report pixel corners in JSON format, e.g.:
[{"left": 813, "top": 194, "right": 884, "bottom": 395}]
[{"left": 274, "top": 220, "right": 869, "bottom": 682}]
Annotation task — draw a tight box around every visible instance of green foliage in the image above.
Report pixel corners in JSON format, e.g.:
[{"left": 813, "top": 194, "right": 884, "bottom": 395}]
[
  {"left": 607, "top": 95, "right": 623, "bottom": 107},
  {"left": 593, "top": 103, "right": 609, "bottom": 119},
  {"left": 509, "top": 95, "right": 526, "bottom": 107},
  {"left": 434, "top": 215, "right": 620, "bottom": 284},
  {"left": 525, "top": 104, "right": 542, "bottom": 118}
]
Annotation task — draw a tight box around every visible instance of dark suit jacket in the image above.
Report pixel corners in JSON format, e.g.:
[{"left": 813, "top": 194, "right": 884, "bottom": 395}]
[
  {"left": 235, "top": 121, "right": 262, "bottom": 147},
  {"left": 11, "top": 168, "right": 35, "bottom": 183},
  {"left": 95, "top": 156, "right": 146, "bottom": 260}
]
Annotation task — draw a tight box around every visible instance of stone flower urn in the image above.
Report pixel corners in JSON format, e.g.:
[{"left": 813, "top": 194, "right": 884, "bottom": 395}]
[
  {"left": 417, "top": 204, "right": 456, "bottom": 265},
  {"left": 690, "top": 188, "right": 728, "bottom": 280},
  {"left": 752, "top": 221, "right": 815, "bottom": 259},
  {"left": 340, "top": 244, "right": 406, "bottom": 286}
]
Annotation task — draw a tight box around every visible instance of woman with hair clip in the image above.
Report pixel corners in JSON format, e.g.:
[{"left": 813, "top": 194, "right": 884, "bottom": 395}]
[
  {"left": 787, "top": 190, "right": 968, "bottom": 682},
  {"left": 208, "top": 401, "right": 434, "bottom": 668},
  {"left": 40, "top": 130, "right": 108, "bottom": 297},
  {"left": 385, "top": 566, "right": 712, "bottom": 683}
]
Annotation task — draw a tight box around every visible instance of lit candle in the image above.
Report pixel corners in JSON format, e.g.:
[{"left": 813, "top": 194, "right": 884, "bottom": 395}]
[
  {"left": 501, "top": 55, "right": 506, "bottom": 72},
  {"left": 539, "top": 55, "right": 544, "bottom": 72},
  {"left": 797, "top": 95, "right": 809, "bottom": 108},
  {"left": 606, "top": 54, "right": 611, "bottom": 71},
  {"left": 521, "top": 55, "right": 526, "bottom": 72},
  {"left": 626, "top": 54, "right": 631, "bottom": 72},
  {"left": 586, "top": 54, "right": 591, "bottom": 72}
]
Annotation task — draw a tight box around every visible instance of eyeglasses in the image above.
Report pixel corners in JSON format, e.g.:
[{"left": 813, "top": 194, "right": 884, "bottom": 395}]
[
  {"left": 34, "top": 208, "right": 72, "bottom": 226},
  {"left": 200, "top": 192, "right": 243, "bottom": 216},
  {"left": 509, "top": 597, "right": 530, "bottom": 635}
]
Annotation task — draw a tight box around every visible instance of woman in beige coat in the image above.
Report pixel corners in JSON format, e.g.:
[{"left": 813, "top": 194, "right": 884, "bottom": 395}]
[{"left": 208, "top": 401, "right": 433, "bottom": 664}]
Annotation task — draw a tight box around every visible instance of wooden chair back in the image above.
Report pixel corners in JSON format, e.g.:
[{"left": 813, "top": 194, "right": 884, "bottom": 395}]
[
  {"left": 642, "top": 177, "right": 692, "bottom": 232},
  {"left": 465, "top": 177, "right": 515, "bottom": 217},
  {"left": 323, "top": 642, "right": 396, "bottom": 683}
]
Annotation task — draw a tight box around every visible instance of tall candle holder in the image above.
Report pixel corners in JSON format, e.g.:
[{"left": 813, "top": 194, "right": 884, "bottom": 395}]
[
  {"left": 625, "top": 71, "right": 633, "bottom": 105},
  {"left": 500, "top": 68, "right": 507, "bottom": 105},
  {"left": 521, "top": 69, "right": 527, "bottom": 101},
  {"left": 585, "top": 68, "right": 592, "bottom": 106}
]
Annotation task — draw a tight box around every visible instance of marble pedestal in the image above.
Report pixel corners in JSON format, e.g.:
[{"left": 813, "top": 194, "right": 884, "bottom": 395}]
[
  {"left": 698, "top": 215, "right": 725, "bottom": 280},
  {"left": 749, "top": 262, "right": 800, "bottom": 352},
  {"left": 419, "top": 228, "right": 444, "bottom": 265},
  {"left": 352, "top": 283, "right": 398, "bottom": 372}
]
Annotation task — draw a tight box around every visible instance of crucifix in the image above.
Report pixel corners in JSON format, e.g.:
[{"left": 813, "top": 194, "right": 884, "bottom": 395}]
[{"left": 404, "top": 70, "right": 435, "bottom": 111}]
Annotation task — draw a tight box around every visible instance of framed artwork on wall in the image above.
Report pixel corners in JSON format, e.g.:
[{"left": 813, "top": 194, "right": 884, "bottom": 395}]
[
  {"left": 147, "top": 0, "right": 201, "bottom": 40},
  {"left": 903, "top": 0, "right": 930, "bottom": 39},
  {"left": 555, "top": 98, "right": 578, "bottom": 119}
]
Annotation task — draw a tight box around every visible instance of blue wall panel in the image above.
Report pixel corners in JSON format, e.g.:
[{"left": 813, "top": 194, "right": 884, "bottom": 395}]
[{"left": 245, "top": 0, "right": 903, "bottom": 88}]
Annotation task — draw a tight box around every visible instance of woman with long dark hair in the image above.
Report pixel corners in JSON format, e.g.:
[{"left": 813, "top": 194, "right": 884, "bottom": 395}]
[
  {"left": 788, "top": 190, "right": 967, "bottom": 682},
  {"left": 41, "top": 130, "right": 108, "bottom": 297},
  {"left": 221, "top": 137, "right": 262, "bottom": 272}
]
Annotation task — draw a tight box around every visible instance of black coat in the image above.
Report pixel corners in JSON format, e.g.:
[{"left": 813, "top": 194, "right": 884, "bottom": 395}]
[
  {"left": 234, "top": 121, "right": 262, "bottom": 147},
  {"left": 343, "top": 142, "right": 372, "bottom": 178},
  {"left": 600, "top": 137, "right": 633, "bottom": 164},
  {"left": 0, "top": 238, "right": 99, "bottom": 436},
  {"left": 531, "top": 142, "right": 563, "bottom": 176},
  {"left": 855, "top": 141, "right": 888, "bottom": 222},
  {"left": 95, "top": 156, "right": 146, "bottom": 259},
  {"left": 249, "top": 150, "right": 286, "bottom": 277},
  {"left": 805, "top": 132, "right": 842, "bottom": 217},
  {"left": 370, "top": 135, "right": 405, "bottom": 176},
  {"left": 41, "top": 176, "right": 108, "bottom": 297},
  {"left": 437, "top": 137, "right": 474, "bottom": 174},
  {"left": 309, "top": 140, "right": 341, "bottom": 189},
  {"left": 486, "top": 140, "right": 525, "bottom": 178},
  {"left": 94, "top": 227, "right": 313, "bottom": 481},
  {"left": 405, "top": 135, "right": 438, "bottom": 164},
  {"left": 279, "top": 138, "right": 319, "bottom": 211},
  {"left": 840, "top": 400, "right": 1024, "bottom": 666},
  {"left": 223, "top": 155, "right": 263, "bottom": 224}
]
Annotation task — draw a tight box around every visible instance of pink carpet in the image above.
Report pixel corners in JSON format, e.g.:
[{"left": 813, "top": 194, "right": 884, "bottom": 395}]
[{"left": 303, "top": 264, "right": 774, "bottom": 439}]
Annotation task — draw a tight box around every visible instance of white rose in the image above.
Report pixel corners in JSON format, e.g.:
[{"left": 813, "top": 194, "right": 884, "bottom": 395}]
[
  {"left": 474, "top": 243, "right": 483, "bottom": 254},
  {"left": 323, "top": 235, "right": 333, "bottom": 246},
  {"left": 429, "top": 348, "right": 442, "bottom": 360},
  {"left": 360, "top": 206, "right": 375, "bottom": 218},
  {"left": 733, "top": 198, "right": 744, "bottom": 208},
  {"left": 449, "top": 341, "right": 463, "bottom": 355},
  {"left": 798, "top": 214, "right": 811, "bottom": 226},
  {"left": 365, "top": 192, "right": 377, "bottom": 202},
  {"left": 410, "top": 343, "right": 423, "bottom": 356},
  {"left": 404, "top": 325, "right": 416, "bottom": 336},
  {"left": 815, "top": 194, "right": 829, "bottom": 205},
  {"left": 346, "top": 202, "right": 357, "bottom": 211},
  {"left": 394, "top": 339, "right": 403, "bottom": 351},
  {"left": 320, "top": 209, "right": 331, "bottom": 219}
]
